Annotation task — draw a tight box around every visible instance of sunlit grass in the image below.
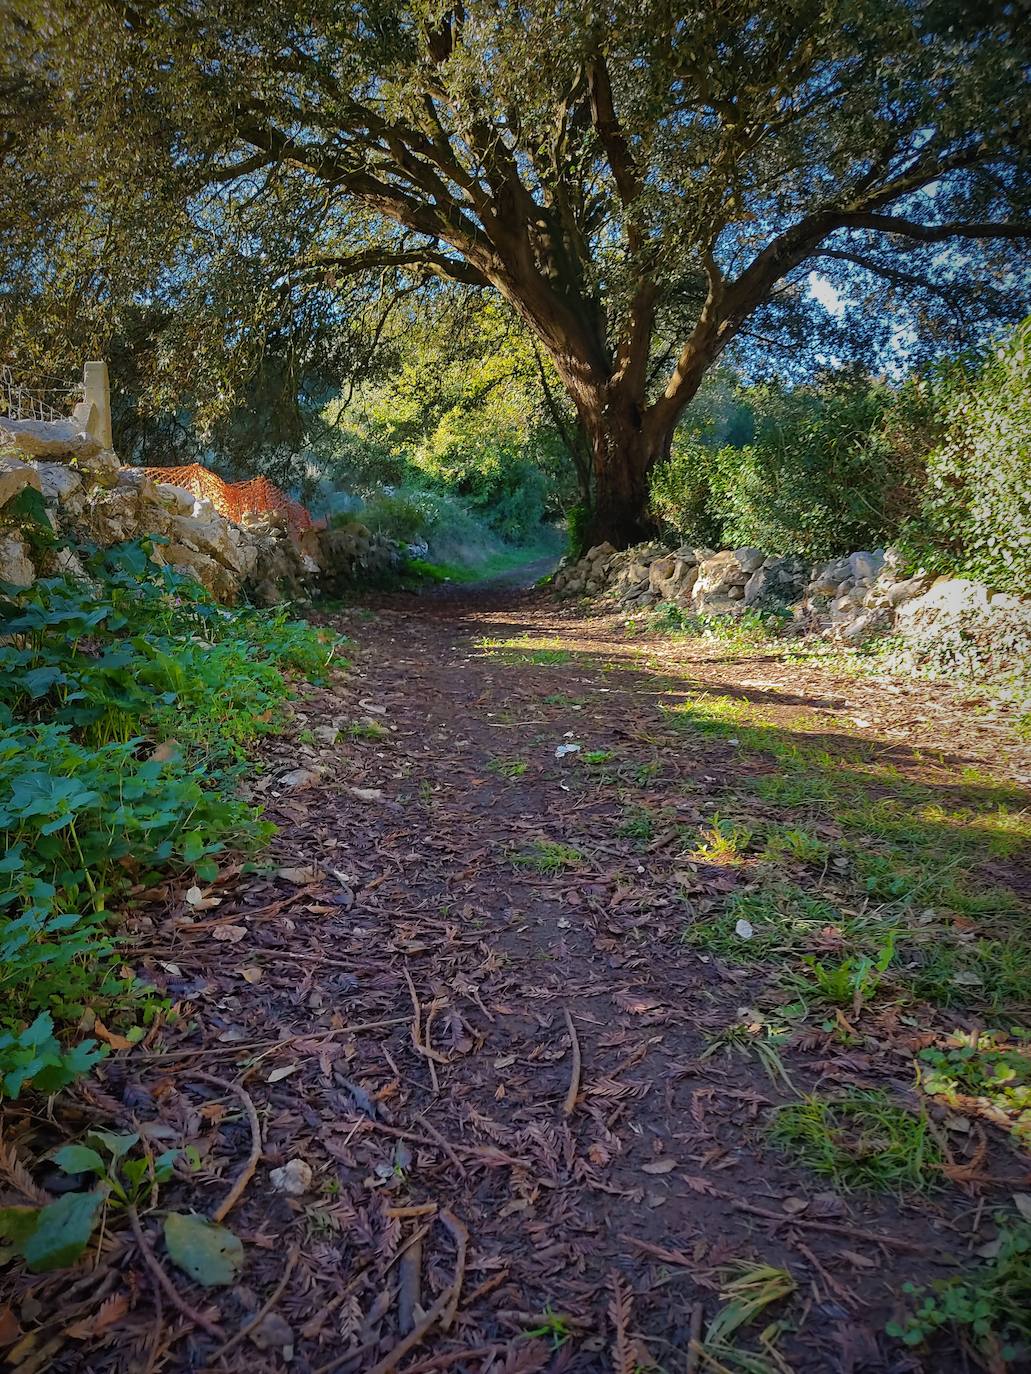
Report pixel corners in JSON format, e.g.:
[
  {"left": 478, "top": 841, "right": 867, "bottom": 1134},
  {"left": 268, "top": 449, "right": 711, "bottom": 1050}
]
[{"left": 769, "top": 1091, "right": 941, "bottom": 1193}]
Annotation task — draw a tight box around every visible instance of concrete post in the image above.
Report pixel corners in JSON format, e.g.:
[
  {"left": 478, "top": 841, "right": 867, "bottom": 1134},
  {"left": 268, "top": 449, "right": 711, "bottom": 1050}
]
[{"left": 82, "top": 361, "right": 113, "bottom": 449}]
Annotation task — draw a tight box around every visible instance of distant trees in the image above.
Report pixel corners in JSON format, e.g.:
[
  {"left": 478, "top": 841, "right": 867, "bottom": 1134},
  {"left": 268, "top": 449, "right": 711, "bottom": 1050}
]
[{"left": 4, "top": 1, "right": 1030, "bottom": 544}]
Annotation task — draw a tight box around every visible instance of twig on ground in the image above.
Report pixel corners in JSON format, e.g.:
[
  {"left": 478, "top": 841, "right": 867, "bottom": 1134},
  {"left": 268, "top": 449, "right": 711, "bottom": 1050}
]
[
  {"left": 723, "top": 1196, "right": 933, "bottom": 1253},
  {"left": 439, "top": 1209, "right": 468, "bottom": 1332},
  {"left": 127, "top": 1206, "right": 224, "bottom": 1341},
  {"left": 403, "top": 966, "right": 450, "bottom": 1092},
  {"left": 795, "top": 1239, "right": 856, "bottom": 1306},
  {"left": 416, "top": 1114, "right": 468, "bottom": 1178},
  {"left": 402, "top": 1351, "right": 498, "bottom": 1373},
  {"left": 364, "top": 1119, "right": 518, "bottom": 1170},
  {"left": 133, "top": 1015, "right": 411, "bottom": 1064},
  {"left": 685, "top": 1301, "right": 704, "bottom": 1374},
  {"left": 210, "top": 1245, "right": 299, "bottom": 1361},
  {"left": 562, "top": 1008, "right": 581, "bottom": 1117},
  {"left": 364, "top": 1286, "right": 454, "bottom": 1374},
  {"left": 398, "top": 1234, "right": 423, "bottom": 1335},
  {"left": 186, "top": 1071, "right": 262, "bottom": 1222}
]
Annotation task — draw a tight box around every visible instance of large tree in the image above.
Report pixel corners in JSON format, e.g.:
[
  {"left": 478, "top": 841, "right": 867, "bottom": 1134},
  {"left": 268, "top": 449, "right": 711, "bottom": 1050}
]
[{"left": 5, "top": 0, "right": 1031, "bottom": 544}]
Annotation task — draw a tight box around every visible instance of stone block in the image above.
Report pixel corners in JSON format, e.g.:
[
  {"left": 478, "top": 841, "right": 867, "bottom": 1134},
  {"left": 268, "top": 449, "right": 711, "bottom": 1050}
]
[{"left": 0, "top": 455, "right": 43, "bottom": 508}]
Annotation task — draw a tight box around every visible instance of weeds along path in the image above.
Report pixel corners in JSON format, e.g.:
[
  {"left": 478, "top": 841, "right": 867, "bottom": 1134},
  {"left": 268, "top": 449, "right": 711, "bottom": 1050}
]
[{"left": 53, "top": 588, "right": 1031, "bottom": 1371}]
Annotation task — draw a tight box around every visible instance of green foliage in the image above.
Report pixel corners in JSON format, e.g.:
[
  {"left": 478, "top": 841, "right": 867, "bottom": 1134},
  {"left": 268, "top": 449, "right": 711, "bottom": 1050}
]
[
  {"left": 919, "top": 1034, "right": 1031, "bottom": 1146},
  {"left": 0, "top": 1188, "right": 105, "bottom": 1273},
  {"left": 903, "top": 318, "right": 1031, "bottom": 595},
  {"left": 0, "top": 541, "right": 336, "bottom": 1098},
  {"left": 787, "top": 937, "right": 895, "bottom": 1012},
  {"left": 769, "top": 1091, "right": 941, "bottom": 1193},
  {"left": 0, "top": 1130, "right": 173, "bottom": 1274},
  {"left": 652, "top": 374, "right": 927, "bottom": 559},
  {"left": 669, "top": 605, "right": 791, "bottom": 644},
  {"left": 652, "top": 322, "right": 1031, "bottom": 583},
  {"left": 887, "top": 1224, "right": 1031, "bottom": 1361},
  {"left": 511, "top": 840, "right": 584, "bottom": 874}
]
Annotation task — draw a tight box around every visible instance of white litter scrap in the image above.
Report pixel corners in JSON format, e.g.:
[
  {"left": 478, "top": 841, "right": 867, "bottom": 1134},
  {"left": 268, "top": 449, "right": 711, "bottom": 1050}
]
[{"left": 555, "top": 743, "right": 581, "bottom": 759}]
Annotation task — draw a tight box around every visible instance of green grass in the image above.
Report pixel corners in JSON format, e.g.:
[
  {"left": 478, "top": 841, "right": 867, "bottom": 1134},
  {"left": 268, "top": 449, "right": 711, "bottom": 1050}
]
[
  {"left": 684, "top": 885, "right": 846, "bottom": 962},
  {"left": 768, "top": 1091, "right": 942, "bottom": 1193},
  {"left": 477, "top": 635, "right": 573, "bottom": 666},
  {"left": 489, "top": 757, "right": 528, "bottom": 779},
  {"left": 618, "top": 806, "right": 656, "bottom": 841},
  {"left": 762, "top": 825, "right": 830, "bottom": 866},
  {"left": 510, "top": 839, "right": 584, "bottom": 874},
  {"left": 403, "top": 539, "right": 560, "bottom": 586},
  {"left": 904, "top": 935, "right": 1031, "bottom": 1019},
  {"left": 665, "top": 685, "right": 1031, "bottom": 1024},
  {"left": 691, "top": 813, "right": 754, "bottom": 863},
  {"left": 348, "top": 721, "right": 387, "bottom": 740}
]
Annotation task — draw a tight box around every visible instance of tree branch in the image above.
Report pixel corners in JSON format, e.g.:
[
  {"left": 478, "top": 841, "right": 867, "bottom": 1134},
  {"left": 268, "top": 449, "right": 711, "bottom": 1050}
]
[
  {"left": 834, "top": 212, "right": 1031, "bottom": 243},
  {"left": 281, "top": 248, "right": 489, "bottom": 289}
]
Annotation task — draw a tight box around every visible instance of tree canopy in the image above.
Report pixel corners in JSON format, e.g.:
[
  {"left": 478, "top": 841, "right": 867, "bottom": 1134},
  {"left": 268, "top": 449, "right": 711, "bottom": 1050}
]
[{"left": 3, "top": 0, "right": 1030, "bottom": 543}]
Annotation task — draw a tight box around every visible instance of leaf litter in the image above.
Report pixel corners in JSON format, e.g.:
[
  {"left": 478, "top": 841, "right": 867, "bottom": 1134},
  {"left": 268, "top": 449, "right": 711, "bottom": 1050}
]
[{"left": 2, "top": 583, "right": 1030, "bottom": 1372}]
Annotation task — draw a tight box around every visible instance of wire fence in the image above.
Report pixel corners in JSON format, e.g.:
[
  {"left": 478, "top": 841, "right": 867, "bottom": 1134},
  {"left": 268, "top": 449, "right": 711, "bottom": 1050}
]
[{"left": 0, "top": 364, "right": 82, "bottom": 423}]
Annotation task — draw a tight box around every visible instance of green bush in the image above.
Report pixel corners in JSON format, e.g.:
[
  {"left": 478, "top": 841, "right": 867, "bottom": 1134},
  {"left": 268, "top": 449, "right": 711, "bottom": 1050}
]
[
  {"left": 652, "top": 320, "right": 1030, "bottom": 581},
  {"left": 903, "top": 317, "right": 1031, "bottom": 595},
  {"left": 652, "top": 376, "right": 926, "bottom": 559},
  {"left": 0, "top": 540, "right": 338, "bottom": 1097}
]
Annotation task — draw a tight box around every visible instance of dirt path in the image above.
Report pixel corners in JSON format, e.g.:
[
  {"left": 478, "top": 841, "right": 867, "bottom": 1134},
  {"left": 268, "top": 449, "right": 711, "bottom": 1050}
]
[{"left": 48, "top": 589, "right": 1030, "bottom": 1372}]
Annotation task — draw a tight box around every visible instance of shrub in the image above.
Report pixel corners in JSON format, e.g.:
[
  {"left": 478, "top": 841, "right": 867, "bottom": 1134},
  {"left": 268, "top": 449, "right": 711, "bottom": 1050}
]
[
  {"left": 653, "top": 375, "right": 925, "bottom": 559},
  {"left": 0, "top": 540, "right": 337, "bottom": 1096},
  {"left": 904, "top": 317, "right": 1031, "bottom": 595}
]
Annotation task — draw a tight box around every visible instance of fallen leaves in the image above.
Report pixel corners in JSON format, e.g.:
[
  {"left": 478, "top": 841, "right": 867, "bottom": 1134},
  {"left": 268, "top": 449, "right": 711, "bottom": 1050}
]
[
  {"left": 163, "top": 1213, "right": 243, "bottom": 1287},
  {"left": 640, "top": 1158, "right": 677, "bottom": 1175},
  {"left": 211, "top": 924, "right": 247, "bottom": 943}
]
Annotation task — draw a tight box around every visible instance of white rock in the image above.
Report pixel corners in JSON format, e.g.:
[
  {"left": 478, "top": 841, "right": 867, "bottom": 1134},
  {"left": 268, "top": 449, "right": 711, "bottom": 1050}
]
[
  {"left": 0, "top": 417, "right": 101, "bottom": 461},
  {"left": 33, "top": 461, "right": 82, "bottom": 506},
  {"left": 282, "top": 767, "right": 321, "bottom": 789},
  {"left": 849, "top": 550, "right": 885, "bottom": 582},
  {"left": 270, "top": 1159, "right": 313, "bottom": 1195},
  {"left": 733, "top": 547, "right": 765, "bottom": 574},
  {"left": 0, "top": 534, "right": 35, "bottom": 586},
  {"left": 896, "top": 577, "right": 992, "bottom": 628},
  {"left": 0, "top": 455, "right": 42, "bottom": 508},
  {"left": 155, "top": 482, "right": 196, "bottom": 514}
]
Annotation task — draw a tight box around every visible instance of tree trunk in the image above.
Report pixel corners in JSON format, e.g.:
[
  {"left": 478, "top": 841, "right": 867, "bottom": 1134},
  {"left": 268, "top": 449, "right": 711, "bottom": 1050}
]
[{"left": 580, "top": 398, "right": 674, "bottom": 549}]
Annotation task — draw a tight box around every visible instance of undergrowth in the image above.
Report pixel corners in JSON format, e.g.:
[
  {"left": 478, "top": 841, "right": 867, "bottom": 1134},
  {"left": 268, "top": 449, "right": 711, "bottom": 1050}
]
[
  {"left": 0, "top": 539, "right": 338, "bottom": 1098},
  {"left": 769, "top": 1091, "right": 941, "bottom": 1193}
]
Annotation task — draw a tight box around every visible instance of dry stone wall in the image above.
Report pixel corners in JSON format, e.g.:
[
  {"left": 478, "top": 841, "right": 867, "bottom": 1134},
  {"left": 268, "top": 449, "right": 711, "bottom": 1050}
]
[
  {"left": 0, "top": 417, "right": 396, "bottom": 603},
  {"left": 553, "top": 538, "right": 1031, "bottom": 674}
]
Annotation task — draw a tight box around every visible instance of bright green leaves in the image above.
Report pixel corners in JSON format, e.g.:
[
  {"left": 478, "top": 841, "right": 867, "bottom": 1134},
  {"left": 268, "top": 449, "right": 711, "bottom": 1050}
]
[
  {"left": 163, "top": 1213, "right": 244, "bottom": 1287},
  {"left": 0, "top": 1012, "right": 104, "bottom": 1099},
  {"left": 0, "top": 1189, "right": 105, "bottom": 1272},
  {"left": 0, "top": 539, "right": 340, "bottom": 1102},
  {"left": 49, "top": 1131, "right": 179, "bottom": 1209}
]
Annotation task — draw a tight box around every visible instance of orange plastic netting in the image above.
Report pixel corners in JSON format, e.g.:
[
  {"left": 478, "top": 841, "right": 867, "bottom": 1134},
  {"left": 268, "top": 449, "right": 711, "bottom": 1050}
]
[{"left": 141, "top": 463, "right": 313, "bottom": 539}]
